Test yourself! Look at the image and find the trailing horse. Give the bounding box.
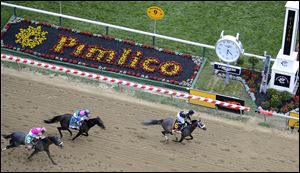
[143,117,207,143]
[44,113,106,140]
[1,132,64,165]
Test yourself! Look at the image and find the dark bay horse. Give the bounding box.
[44,114,106,140]
[143,117,207,143]
[1,132,64,165]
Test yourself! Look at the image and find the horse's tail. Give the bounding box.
[1,134,12,139]
[143,119,163,125]
[44,115,62,124]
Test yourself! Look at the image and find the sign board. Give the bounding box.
[213,62,241,75]
[189,89,216,108]
[147,6,165,20]
[274,73,291,88]
[283,10,295,56]
[288,112,299,128]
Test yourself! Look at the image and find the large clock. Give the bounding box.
[215,31,244,63]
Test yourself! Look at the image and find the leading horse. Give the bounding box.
[1,132,64,165]
[143,117,207,143]
[44,114,106,140]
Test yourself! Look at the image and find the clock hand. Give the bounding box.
[228,50,232,55]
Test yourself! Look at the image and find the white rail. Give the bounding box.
[256,107,299,121]
[1,2,275,61]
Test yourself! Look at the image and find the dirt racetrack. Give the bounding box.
[1,66,299,172]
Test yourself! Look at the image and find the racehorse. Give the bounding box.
[143,117,207,143]
[1,132,64,165]
[44,114,106,140]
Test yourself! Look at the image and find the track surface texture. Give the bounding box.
[1,67,299,172]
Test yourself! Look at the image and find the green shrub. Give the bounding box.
[269,94,281,108]
[267,88,279,98]
[248,57,259,72]
[261,101,270,110]
[279,91,292,103]
[237,58,244,66]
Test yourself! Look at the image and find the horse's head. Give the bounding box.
[47,136,64,148]
[196,118,207,131]
[95,116,106,130]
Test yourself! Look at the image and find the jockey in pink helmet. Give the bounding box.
[70,109,91,129]
[26,127,47,150]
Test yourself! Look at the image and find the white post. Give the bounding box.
[269,1,299,94]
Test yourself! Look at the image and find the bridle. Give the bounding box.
[197,120,206,129]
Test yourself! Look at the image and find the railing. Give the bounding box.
[1,2,275,62]
[1,53,251,111]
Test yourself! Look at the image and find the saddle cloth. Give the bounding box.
[25,134,38,145]
[172,120,182,133]
[69,116,79,129]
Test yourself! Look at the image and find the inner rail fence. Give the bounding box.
[1,53,251,112]
[1,2,275,62]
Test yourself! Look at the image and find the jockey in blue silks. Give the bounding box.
[69,109,91,129]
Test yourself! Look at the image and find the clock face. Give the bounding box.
[216,39,241,63]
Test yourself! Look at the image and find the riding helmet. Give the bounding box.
[188,110,195,115]
[179,111,185,117]
[41,127,47,133]
[85,109,90,115]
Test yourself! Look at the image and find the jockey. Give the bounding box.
[70,109,91,129]
[176,110,194,131]
[26,127,47,150]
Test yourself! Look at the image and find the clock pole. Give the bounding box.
[225,62,230,84]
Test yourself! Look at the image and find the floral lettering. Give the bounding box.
[117,48,132,66]
[128,51,142,69]
[141,57,160,73]
[52,35,77,54]
[105,50,117,64]
[72,44,86,57]
[160,61,182,76]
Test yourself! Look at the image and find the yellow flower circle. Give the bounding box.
[15,26,48,49]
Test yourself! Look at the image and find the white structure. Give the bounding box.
[269,1,299,94]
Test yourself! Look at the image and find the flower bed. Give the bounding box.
[1,17,204,88]
[216,68,299,113]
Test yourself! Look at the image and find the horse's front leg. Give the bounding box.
[186,134,193,140]
[45,149,57,165]
[27,150,38,160]
[67,128,73,136]
[72,131,82,141]
[82,132,89,136]
[57,127,63,138]
[161,131,169,142]
[174,135,185,143]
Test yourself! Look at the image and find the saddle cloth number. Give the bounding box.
[173,122,179,130]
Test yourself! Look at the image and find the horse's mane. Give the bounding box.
[191,119,198,123]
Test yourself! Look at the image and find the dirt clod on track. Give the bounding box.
[1,67,299,172]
